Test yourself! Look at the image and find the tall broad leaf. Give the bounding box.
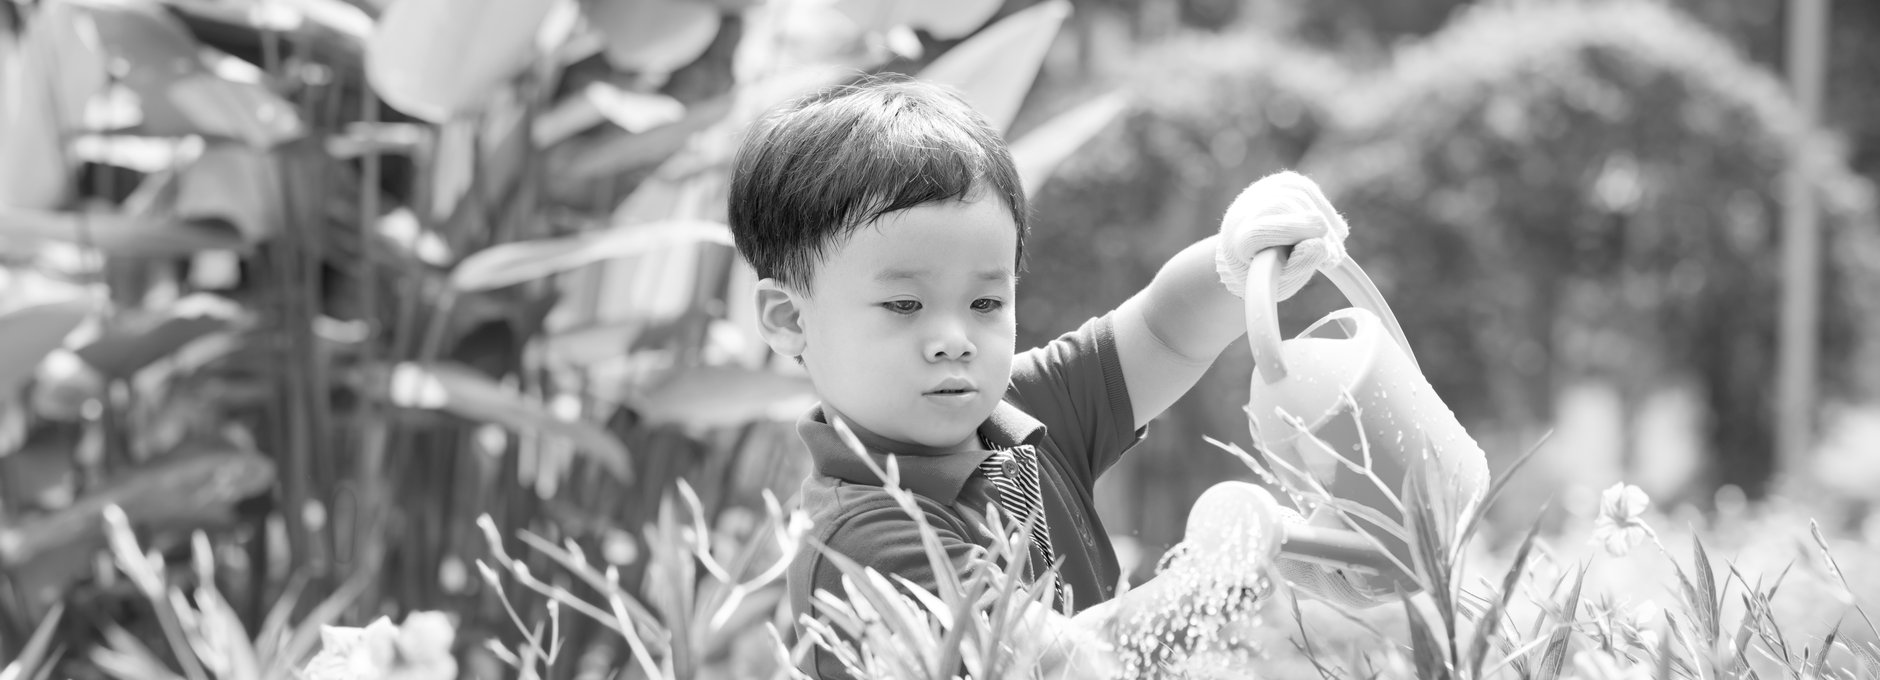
[582,0,722,77]
[450,219,733,292]
[1009,90,1129,194]
[0,299,94,395]
[0,1,101,209]
[75,295,241,379]
[76,0,195,136]
[0,206,249,256]
[534,83,686,146]
[918,0,1070,135]
[175,145,284,242]
[168,70,307,147]
[366,0,556,123]
[0,444,276,569]
[374,361,632,480]
[618,366,814,430]
[25,1,108,130]
[832,0,1003,40]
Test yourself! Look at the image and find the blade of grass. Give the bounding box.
[1534,564,1585,680]
[1653,617,1676,680]
[809,540,939,660]
[1483,626,1568,679]
[1289,596,1342,680]
[1854,640,1880,679]
[1401,589,1452,680]
[1811,521,1879,640]
[1690,534,1719,648]
[847,444,969,615]
[0,602,64,680]
[1809,626,1839,677]
[1403,453,1458,660]
[1469,510,1548,678]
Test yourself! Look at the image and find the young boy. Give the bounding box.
[728,75,1368,678]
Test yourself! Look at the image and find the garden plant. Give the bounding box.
[1,0,1878,679]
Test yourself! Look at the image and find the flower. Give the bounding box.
[1591,483,1655,557]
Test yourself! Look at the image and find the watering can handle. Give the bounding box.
[1245,248,1422,384]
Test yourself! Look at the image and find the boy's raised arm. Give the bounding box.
[1112,171,1351,429]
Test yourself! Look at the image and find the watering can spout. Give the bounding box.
[1241,247,1488,590]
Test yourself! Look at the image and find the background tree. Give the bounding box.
[1304,0,1880,500]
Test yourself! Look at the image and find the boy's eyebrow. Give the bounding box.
[874,268,1014,282]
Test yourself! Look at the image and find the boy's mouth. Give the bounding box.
[924,378,977,397]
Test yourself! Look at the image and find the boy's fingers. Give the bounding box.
[1216,171,1351,301]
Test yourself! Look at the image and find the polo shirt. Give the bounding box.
[785,313,1146,679]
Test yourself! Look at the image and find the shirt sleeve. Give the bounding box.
[795,499,982,680]
[1007,312,1146,483]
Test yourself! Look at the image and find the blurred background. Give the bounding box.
[0,0,1876,677]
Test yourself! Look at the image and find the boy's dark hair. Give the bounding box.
[728,74,1028,292]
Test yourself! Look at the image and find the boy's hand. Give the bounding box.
[1214,171,1350,301]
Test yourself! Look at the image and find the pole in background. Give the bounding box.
[1777,0,1829,468]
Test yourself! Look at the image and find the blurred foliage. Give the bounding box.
[0,0,1126,675]
[1,0,1877,676]
[1305,0,1880,498]
[1024,0,1880,521]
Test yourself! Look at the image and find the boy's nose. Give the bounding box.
[926,324,976,361]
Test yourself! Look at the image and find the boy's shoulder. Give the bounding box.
[792,472,970,548]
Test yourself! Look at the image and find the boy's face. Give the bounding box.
[792,194,1018,456]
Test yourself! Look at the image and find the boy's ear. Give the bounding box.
[753,278,807,358]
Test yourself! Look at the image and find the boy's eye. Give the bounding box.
[971,298,1004,312]
[882,300,921,314]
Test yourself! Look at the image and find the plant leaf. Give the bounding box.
[74,296,240,379]
[1535,564,1585,680]
[1809,626,1839,677]
[0,207,249,256]
[582,0,721,76]
[366,0,556,123]
[27,2,109,132]
[555,95,732,181]
[1654,617,1676,680]
[1468,510,1547,678]
[372,361,632,480]
[91,624,187,680]
[0,1,102,210]
[831,0,1003,40]
[168,72,306,147]
[534,82,687,146]
[450,219,733,291]
[175,144,286,242]
[1855,640,1880,679]
[0,602,65,680]
[1401,590,1452,680]
[540,310,710,368]
[1009,90,1130,194]
[1691,533,1720,647]
[0,444,275,569]
[1403,456,1456,644]
[71,0,220,136]
[619,365,815,430]
[0,299,94,395]
[917,0,1070,135]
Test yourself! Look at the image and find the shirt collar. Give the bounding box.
[797,402,1048,503]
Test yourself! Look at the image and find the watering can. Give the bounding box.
[1077,248,1489,667]
[1236,247,1490,588]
